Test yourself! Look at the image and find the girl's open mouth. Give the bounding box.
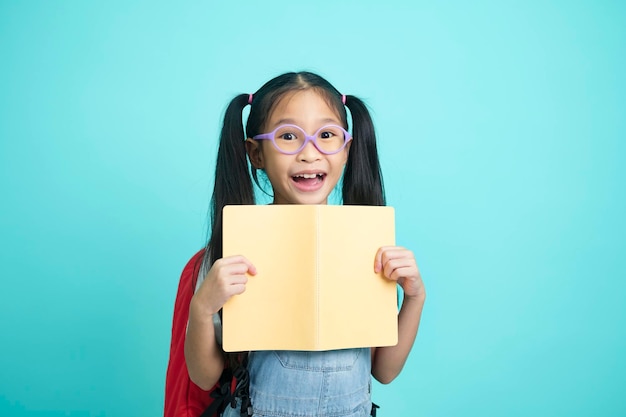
[291,173,326,191]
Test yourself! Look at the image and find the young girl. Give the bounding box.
[184,72,425,417]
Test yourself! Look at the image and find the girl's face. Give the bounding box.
[246,90,350,205]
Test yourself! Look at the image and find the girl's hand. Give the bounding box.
[374,246,425,300]
[192,255,257,317]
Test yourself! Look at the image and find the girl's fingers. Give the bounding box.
[229,283,247,296]
[218,263,254,278]
[198,256,258,311]
[383,257,417,281]
[375,246,415,275]
[376,247,424,297]
[374,246,400,273]
[199,271,251,314]
[375,246,412,267]
[386,266,418,283]
[225,275,248,286]
[217,255,257,275]
[374,247,385,273]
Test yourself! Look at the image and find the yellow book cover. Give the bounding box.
[222,205,398,352]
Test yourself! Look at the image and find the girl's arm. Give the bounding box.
[185,256,256,390]
[371,246,426,384]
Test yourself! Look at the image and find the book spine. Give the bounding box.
[315,206,320,349]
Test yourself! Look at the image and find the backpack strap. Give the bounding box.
[231,356,252,416]
[199,367,234,417]
[165,250,220,417]
[200,356,251,417]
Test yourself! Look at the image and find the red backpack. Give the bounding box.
[164,249,237,417]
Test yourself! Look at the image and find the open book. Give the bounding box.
[222,205,398,352]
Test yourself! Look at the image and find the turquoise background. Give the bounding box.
[1,1,624,416]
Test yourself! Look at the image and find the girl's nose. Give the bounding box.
[297,140,322,162]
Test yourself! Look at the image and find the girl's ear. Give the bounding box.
[245,138,264,169]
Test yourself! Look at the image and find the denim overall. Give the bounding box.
[222,348,373,417]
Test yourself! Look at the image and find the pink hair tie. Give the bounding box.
[341,94,346,105]
[248,93,253,105]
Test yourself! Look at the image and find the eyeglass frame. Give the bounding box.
[251,124,352,155]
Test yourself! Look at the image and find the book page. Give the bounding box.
[317,205,398,349]
[222,205,317,351]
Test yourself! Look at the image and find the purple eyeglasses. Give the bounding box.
[252,124,352,155]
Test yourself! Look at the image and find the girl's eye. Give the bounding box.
[279,132,297,141]
[320,131,335,139]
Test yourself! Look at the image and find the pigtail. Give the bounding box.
[343,95,386,206]
[199,94,255,288]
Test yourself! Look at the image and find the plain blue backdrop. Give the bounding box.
[1,1,624,416]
